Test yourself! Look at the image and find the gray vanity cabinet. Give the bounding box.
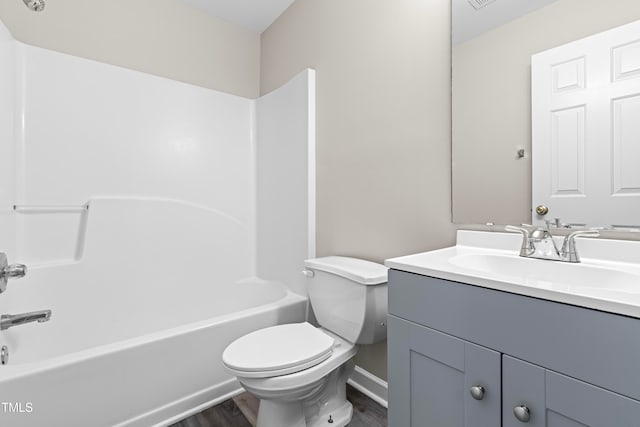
[388,315,500,427]
[502,356,640,427]
[388,269,640,427]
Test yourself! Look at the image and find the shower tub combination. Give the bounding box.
[0,13,315,425]
[0,199,308,427]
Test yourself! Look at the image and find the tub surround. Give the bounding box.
[0,18,315,427]
[256,70,316,296]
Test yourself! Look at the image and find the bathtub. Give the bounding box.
[0,198,308,426]
[0,276,306,427]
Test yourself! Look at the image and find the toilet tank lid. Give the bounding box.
[304,256,388,285]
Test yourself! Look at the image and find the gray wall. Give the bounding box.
[261,0,455,380]
[0,0,260,98]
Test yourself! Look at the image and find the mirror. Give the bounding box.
[451,0,640,227]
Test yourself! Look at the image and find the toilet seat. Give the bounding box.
[222,322,335,378]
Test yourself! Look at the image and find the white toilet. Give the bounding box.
[222,256,388,427]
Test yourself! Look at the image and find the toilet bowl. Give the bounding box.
[224,323,357,427]
[222,256,388,427]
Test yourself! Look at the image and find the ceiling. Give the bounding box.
[180,0,296,34]
[179,0,562,42]
[453,0,560,45]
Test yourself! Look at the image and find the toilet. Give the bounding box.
[222,256,388,427]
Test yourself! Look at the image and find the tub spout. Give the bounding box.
[1,309,51,331]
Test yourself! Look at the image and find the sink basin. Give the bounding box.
[449,253,640,297]
[385,230,640,318]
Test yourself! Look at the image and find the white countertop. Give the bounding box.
[385,230,640,319]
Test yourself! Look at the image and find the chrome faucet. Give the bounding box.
[1,310,52,331]
[505,225,599,263]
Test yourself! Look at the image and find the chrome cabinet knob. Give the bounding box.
[513,405,531,422]
[469,385,485,400]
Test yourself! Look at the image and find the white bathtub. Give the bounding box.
[0,276,306,427]
[0,198,308,426]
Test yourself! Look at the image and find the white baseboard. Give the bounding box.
[347,365,388,408]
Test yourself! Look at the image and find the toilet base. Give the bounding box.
[252,359,356,427]
[256,399,352,427]
[307,399,352,427]
[256,400,306,427]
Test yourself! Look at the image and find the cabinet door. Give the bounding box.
[503,355,640,427]
[388,315,500,427]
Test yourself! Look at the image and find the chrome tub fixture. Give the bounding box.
[0,253,27,294]
[1,310,52,331]
[23,0,45,12]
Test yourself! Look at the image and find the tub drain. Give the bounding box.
[1,345,8,365]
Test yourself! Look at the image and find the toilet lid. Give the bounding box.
[222,323,335,378]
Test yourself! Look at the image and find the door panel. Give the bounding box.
[545,370,640,426]
[503,356,546,427]
[504,355,640,427]
[388,315,500,427]
[546,412,588,427]
[410,349,464,427]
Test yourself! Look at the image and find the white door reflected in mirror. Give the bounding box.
[532,20,640,229]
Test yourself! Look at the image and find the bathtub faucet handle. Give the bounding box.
[3,264,26,279]
[0,252,27,294]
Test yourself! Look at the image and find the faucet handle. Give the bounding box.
[566,229,600,239]
[504,225,530,235]
[561,230,600,263]
[2,264,27,279]
[504,225,534,257]
[0,253,27,294]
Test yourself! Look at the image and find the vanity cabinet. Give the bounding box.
[388,316,501,426]
[388,269,640,427]
[502,356,640,427]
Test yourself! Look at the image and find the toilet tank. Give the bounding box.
[303,256,388,344]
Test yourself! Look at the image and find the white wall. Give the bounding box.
[256,69,315,296]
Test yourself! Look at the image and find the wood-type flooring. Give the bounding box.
[170,384,387,427]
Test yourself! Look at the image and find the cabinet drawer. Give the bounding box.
[388,269,640,401]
